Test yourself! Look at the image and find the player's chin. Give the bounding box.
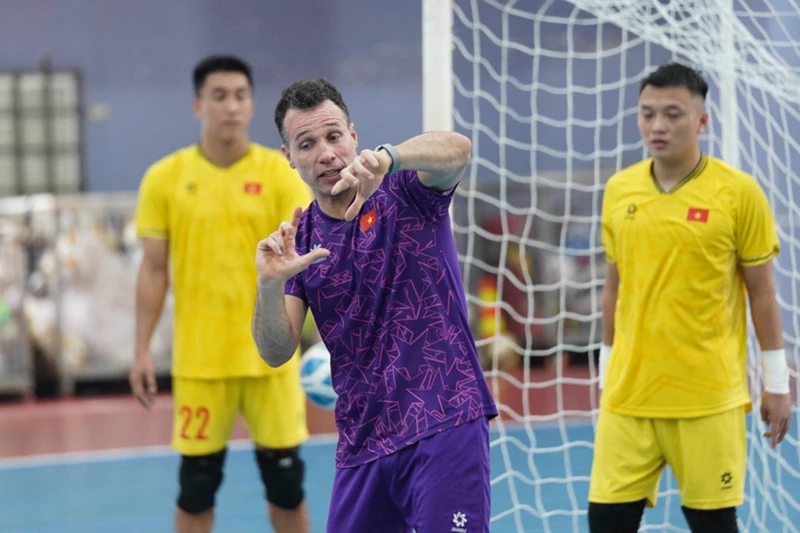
[218,131,246,145]
[647,143,671,158]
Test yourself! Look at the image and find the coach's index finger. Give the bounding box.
[280,221,297,254]
[290,206,303,229]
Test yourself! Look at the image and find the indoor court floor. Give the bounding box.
[1,366,798,533]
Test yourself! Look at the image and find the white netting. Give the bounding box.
[446,0,800,531]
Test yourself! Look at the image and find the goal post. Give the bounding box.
[424,0,800,531]
[422,0,454,132]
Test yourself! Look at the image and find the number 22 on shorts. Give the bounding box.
[178,405,211,440]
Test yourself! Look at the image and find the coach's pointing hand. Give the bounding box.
[256,206,330,282]
[332,148,392,221]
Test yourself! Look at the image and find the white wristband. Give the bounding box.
[599,344,612,389]
[762,349,790,394]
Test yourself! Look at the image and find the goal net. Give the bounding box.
[424,0,800,531]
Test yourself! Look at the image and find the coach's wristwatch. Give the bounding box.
[375,143,401,175]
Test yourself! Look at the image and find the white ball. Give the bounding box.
[300,342,337,410]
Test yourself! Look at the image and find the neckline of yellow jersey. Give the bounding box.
[648,153,708,194]
[194,143,253,170]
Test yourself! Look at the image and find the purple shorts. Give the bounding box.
[326,416,491,533]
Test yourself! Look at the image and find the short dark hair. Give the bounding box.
[193,55,253,96]
[274,78,350,143]
[640,62,708,100]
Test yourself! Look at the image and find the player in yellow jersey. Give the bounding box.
[587,62,794,533]
[128,56,312,533]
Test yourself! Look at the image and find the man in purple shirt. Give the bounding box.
[252,78,498,533]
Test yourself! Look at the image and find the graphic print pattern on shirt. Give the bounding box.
[286,170,497,468]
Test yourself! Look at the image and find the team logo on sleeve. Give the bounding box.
[687,207,709,223]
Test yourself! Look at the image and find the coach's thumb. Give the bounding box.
[302,246,330,267]
[290,206,303,228]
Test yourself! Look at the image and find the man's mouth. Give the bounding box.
[318,169,341,181]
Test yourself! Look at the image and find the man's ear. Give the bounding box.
[281,145,295,169]
[698,111,709,135]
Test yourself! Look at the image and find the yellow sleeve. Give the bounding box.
[736,175,780,266]
[135,162,170,240]
[274,156,314,222]
[601,178,617,264]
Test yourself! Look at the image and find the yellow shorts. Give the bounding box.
[588,406,746,510]
[171,373,308,456]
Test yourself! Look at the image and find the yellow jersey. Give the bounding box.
[601,154,779,418]
[135,144,313,379]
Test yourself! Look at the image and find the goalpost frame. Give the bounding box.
[423,0,741,161]
[422,0,454,133]
[718,0,741,168]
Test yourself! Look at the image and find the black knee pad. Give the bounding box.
[682,506,738,533]
[177,449,227,514]
[255,447,305,510]
[588,499,646,533]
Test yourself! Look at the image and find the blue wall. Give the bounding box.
[1,0,797,194]
[0,0,423,191]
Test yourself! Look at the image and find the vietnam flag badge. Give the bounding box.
[360,208,377,232]
[687,207,709,223]
[243,182,262,194]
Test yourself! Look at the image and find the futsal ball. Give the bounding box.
[300,342,337,410]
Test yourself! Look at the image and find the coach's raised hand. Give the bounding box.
[253,206,325,369]
[255,206,330,282]
[331,148,392,221]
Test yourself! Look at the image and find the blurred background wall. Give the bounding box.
[0,0,424,191]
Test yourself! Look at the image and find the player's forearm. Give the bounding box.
[749,288,790,394]
[135,265,168,358]
[749,292,784,351]
[252,280,300,367]
[395,131,472,191]
[598,278,618,390]
[601,278,617,346]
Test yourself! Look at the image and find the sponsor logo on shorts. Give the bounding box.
[452,511,468,532]
[721,471,733,490]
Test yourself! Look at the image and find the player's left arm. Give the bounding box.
[737,176,792,448]
[741,261,793,448]
[741,262,783,352]
[392,131,472,192]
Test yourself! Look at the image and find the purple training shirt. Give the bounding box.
[286,170,498,468]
